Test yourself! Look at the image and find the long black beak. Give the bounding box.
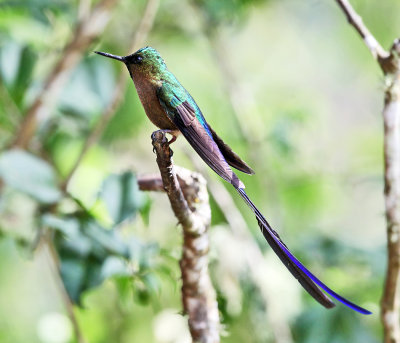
[94,51,125,62]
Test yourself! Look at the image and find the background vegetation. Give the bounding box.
[1,0,399,342]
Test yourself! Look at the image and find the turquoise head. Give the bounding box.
[95,46,167,79]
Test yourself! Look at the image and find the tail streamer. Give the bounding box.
[237,188,371,315]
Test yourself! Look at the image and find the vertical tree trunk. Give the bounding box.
[382,68,400,343]
[334,1,400,341]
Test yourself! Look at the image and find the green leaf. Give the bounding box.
[85,220,129,258]
[139,196,152,226]
[58,57,115,121]
[60,257,86,304]
[115,276,134,306]
[133,279,151,305]
[0,150,61,204]
[13,46,37,106]
[101,256,129,279]
[100,171,146,225]
[45,214,129,303]
[44,209,164,304]
[43,215,93,257]
[42,213,80,237]
[0,41,21,85]
[0,41,37,107]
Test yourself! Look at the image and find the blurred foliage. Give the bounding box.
[0,0,399,342]
[0,150,61,204]
[193,0,265,28]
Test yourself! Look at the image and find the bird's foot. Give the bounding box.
[159,129,179,145]
[151,130,179,154]
[167,134,177,145]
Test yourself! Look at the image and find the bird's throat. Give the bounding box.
[129,70,177,131]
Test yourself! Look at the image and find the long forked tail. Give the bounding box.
[237,188,371,315]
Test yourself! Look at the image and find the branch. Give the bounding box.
[335,1,400,342]
[335,0,388,59]
[62,0,160,191]
[138,174,165,192]
[137,159,294,343]
[138,171,197,193]
[41,235,88,343]
[150,130,220,343]
[11,0,119,149]
[334,0,400,74]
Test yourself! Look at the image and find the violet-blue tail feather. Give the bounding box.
[237,188,371,315]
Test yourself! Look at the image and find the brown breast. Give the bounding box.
[130,71,177,130]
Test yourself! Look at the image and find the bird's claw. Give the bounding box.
[167,135,177,145]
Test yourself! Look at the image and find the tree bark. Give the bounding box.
[382,46,400,343]
[147,130,220,343]
[335,1,400,342]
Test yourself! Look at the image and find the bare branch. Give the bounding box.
[138,171,197,193]
[335,1,400,341]
[11,0,119,149]
[138,174,165,192]
[335,0,389,62]
[151,130,220,343]
[62,0,160,191]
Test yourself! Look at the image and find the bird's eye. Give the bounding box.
[134,55,143,64]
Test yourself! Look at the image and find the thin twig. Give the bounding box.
[138,174,165,192]
[151,130,220,343]
[334,0,399,73]
[138,172,200,193]
[335,1,400,342]
[61,0,160,191]
[335,0,388,60]
[41,235,88,343]
[11,0,119,149]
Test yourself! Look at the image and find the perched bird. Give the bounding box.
[95,47,371,315]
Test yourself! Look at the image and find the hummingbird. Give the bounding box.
[95,47,371,315]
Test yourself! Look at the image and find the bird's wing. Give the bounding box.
[208,126,255,175]
[157,83,243,188]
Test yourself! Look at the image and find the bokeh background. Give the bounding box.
[1,0,399,342]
